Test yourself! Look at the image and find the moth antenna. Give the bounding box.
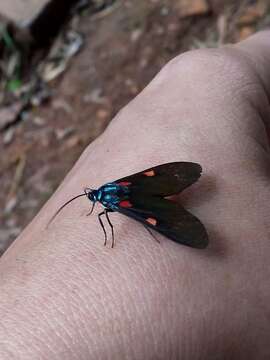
[46,193,87,228]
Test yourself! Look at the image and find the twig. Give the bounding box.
[7,154,27,199]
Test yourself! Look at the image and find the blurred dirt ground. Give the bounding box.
[0,0,270,254]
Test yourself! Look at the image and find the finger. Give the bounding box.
[104,33,270,179]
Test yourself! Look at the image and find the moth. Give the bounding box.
[48,162,208,248]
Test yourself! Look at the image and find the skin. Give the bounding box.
[0,31,270,360]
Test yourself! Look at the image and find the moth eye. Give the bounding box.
[143,170,155,177]
[119,200,133,208]
[146,217,157,226]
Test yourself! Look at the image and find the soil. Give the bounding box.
[0,0,269,254]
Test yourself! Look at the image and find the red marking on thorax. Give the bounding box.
[118,181,131,186]
[119,200,133,208]
[143,170,155,177]
[146,217,157,226]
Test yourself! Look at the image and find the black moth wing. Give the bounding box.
[115,162,202,197]
[116,196,209,249]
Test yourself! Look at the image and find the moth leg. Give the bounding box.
[86,202,95,217]
[104,209,114,248]
[98,211,107,246]
[143,224,160,244]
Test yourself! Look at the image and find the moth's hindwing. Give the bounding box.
[116,196,208,248]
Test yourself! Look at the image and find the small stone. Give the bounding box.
[160,6,169,16]
[3,128,15,145]
[55,127,75,140]
[131,28,143,42]
[33,116,46,126]
[52,99,73,114]
[96,109,109,120]
[176,0,210,18]
[4,196,17,215]
[30,86,51,107]
[125,78,139,95]
[64,135,81,149]
[83,88,107,105]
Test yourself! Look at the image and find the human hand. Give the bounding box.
[0,31,270,359]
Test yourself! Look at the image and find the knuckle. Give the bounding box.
[159,47,259,93]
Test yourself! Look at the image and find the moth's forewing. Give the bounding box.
[115,162,202,197]
[112,162,208,248]
[117,197,208,249]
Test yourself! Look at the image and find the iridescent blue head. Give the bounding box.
[84,187,100,216]
[85,187,98,203]
[47,183,128,227]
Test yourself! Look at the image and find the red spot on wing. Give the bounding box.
[143,170,155,177]
[146,217,157,226]
[119,200,133,208]
[118,181,131,186]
